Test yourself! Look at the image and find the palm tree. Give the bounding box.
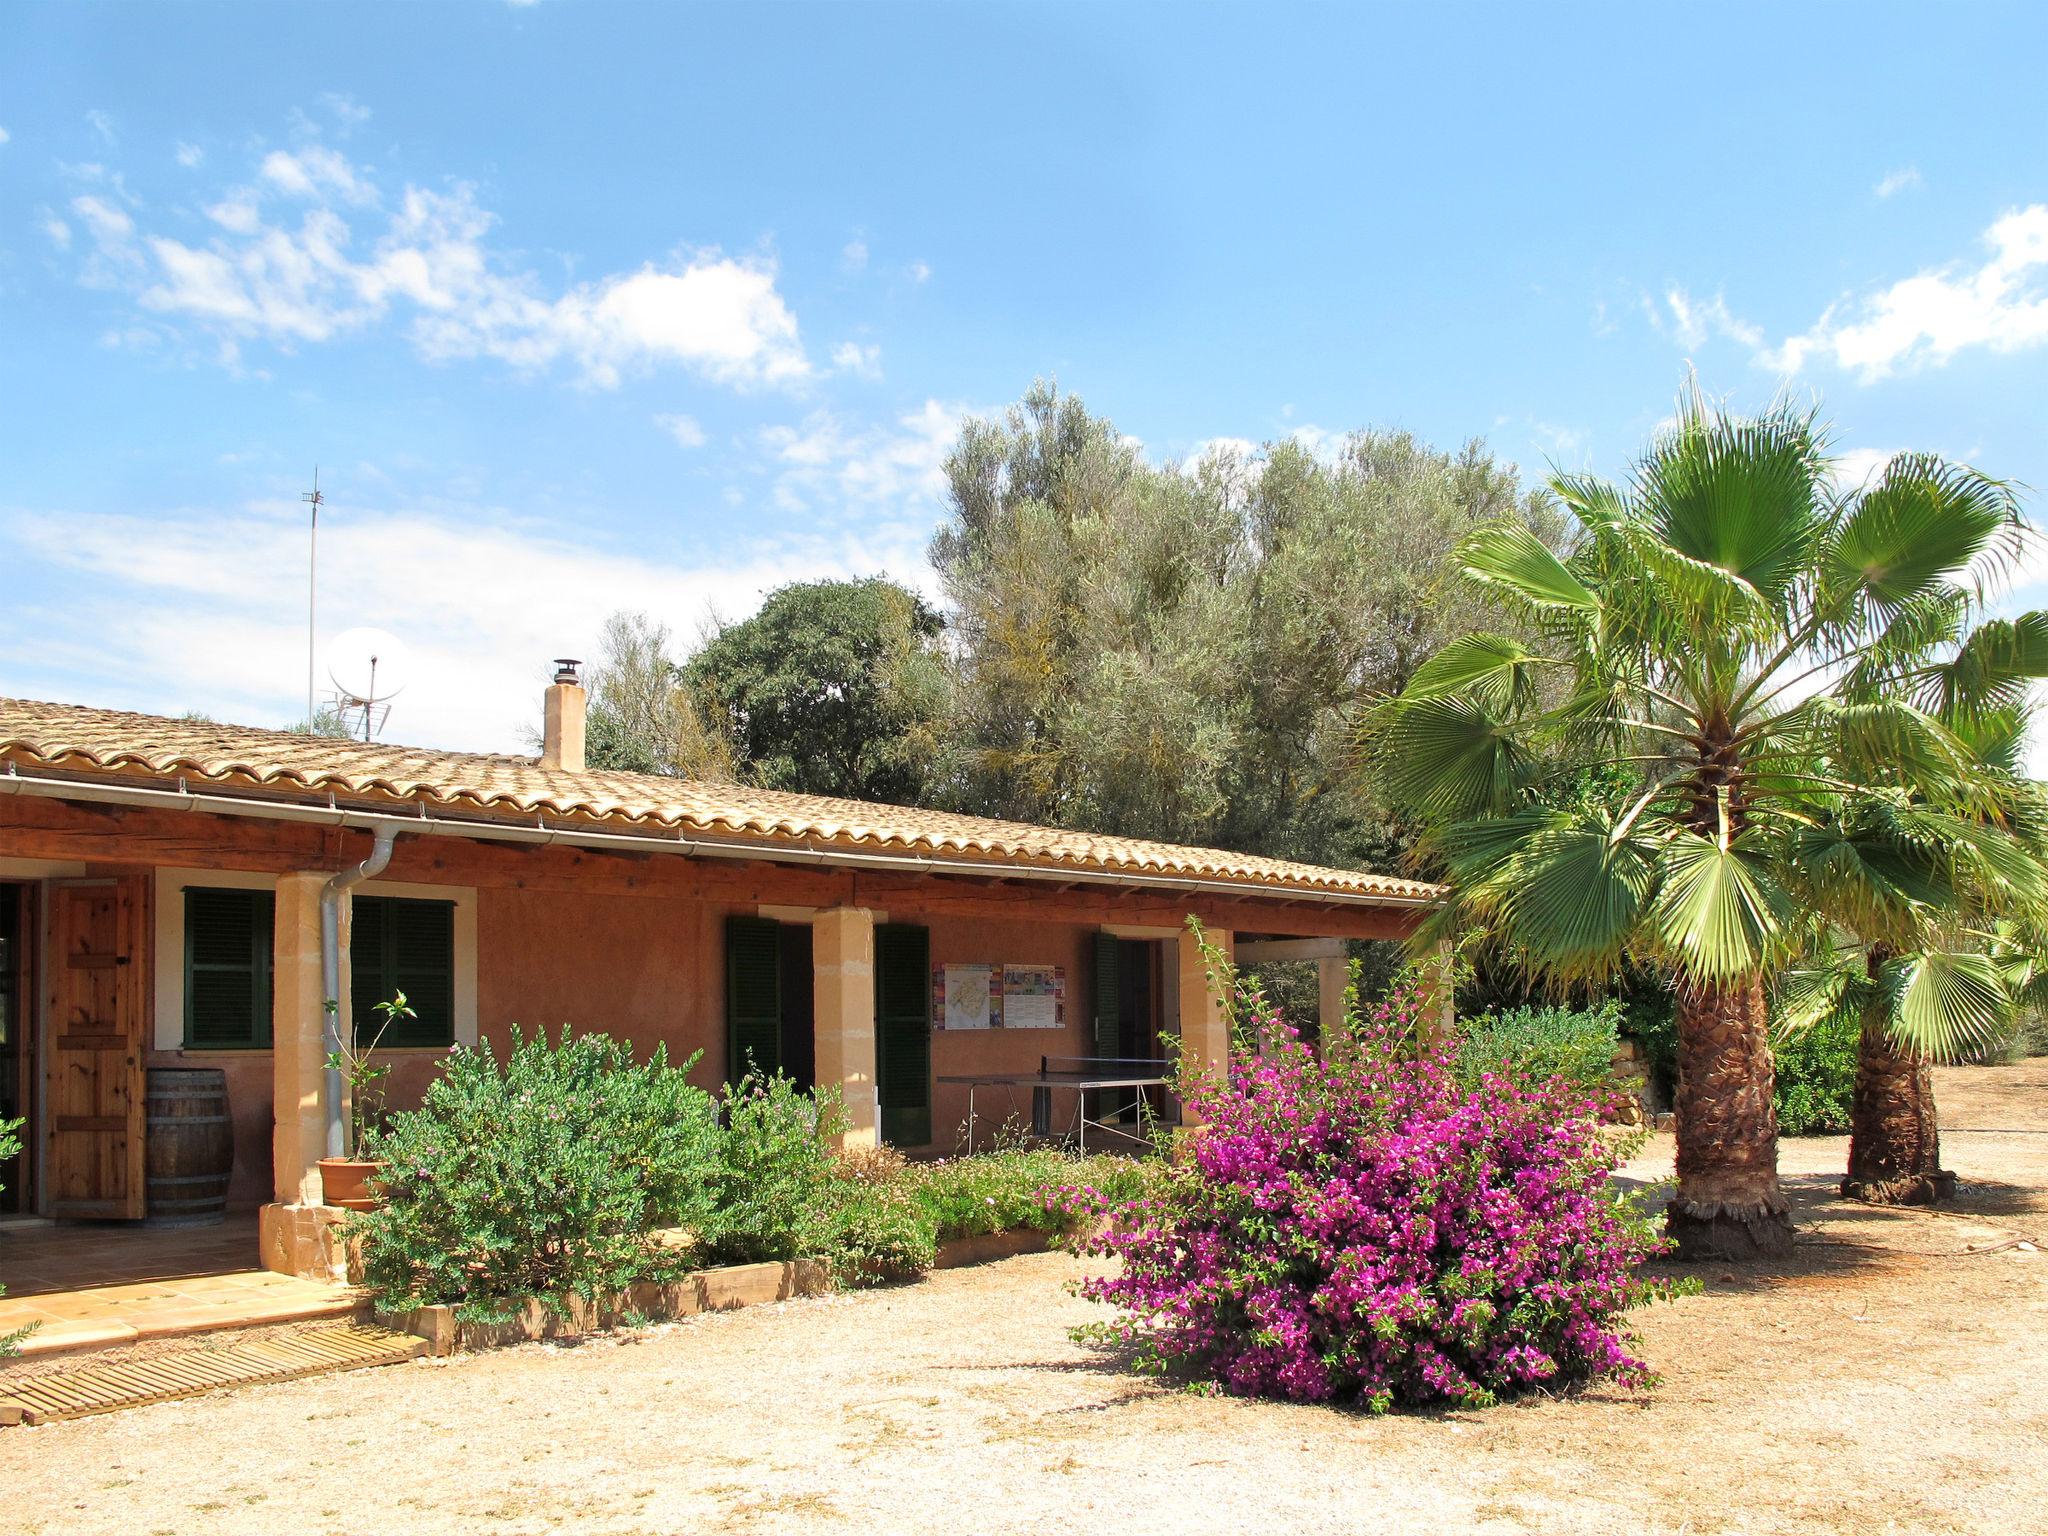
[1374,387,2026,1260]
[1781,660,2048,1205]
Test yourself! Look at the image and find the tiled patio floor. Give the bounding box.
[0,1216,360,1359]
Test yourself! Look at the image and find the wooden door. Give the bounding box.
[44,880,147,1218]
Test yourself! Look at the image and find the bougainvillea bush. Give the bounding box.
[1062,965,1690,1412]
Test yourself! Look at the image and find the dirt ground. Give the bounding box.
[9,1062,2047,1536]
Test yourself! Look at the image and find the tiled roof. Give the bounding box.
[0,697,1440,904]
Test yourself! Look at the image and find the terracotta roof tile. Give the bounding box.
[0,697,1440,904]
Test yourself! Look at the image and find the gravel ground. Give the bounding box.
[9,1061,2047,1536]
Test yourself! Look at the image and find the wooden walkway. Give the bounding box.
[0,1322,424,1425]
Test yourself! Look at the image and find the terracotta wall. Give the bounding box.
[142,1045,275,1212]
[471,886,727,1090]
[918,914,1100,1155]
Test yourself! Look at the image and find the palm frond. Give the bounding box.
[1824,454,2023,617]
[1398,633,1546,714]
[1634,388,1828,607]
[1649,830,1795,981]
[1455,522,1602,617]
[1379,695,1532,821]
[1882,949,2010,1060]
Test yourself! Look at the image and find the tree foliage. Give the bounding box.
[684,578,948,804]
[928,380,1561,865]
[582,611,738,779]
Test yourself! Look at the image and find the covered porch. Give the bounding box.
[0,1215,357,1360]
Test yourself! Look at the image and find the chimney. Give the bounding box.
[541,658,586,773]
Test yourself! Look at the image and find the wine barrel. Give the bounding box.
[144,1067,234,1227]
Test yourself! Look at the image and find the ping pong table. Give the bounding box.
[937,1055,1177,1153]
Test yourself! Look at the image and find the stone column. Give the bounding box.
[1419,938,1458,1042]
[260,871,349,1282]
[270,871,328,1207]
[1318,954,1350,1060]
[813,907,879,1150]
[1175,924,1234,1087]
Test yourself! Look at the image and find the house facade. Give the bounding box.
[0,677,1438,1279]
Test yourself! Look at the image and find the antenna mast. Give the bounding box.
[303,469,322,732]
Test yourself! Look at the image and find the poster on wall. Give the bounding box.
[999,964,1064,1030]
[936,964,993,1031]
[933,963,1066,1030]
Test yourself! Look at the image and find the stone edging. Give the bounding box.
[383,1228,1068,1356]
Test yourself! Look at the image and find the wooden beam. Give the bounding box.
[1236,937,1351,963]
[0,795,1426,940]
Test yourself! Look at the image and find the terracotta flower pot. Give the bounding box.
[318,1156,386,1212]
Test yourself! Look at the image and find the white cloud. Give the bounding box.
[908,260,932,284]
[0,127,10,147]
[1530,420,1589,461]
[65,141,814,389]
[760,399,971,517]
[840,238,868,272]
[85,109,115,145]
[1286,424,1346,461]
[204,195,263,234]
[1182,435,1258,468]
[1762,205,2048,381]
[2,499,932,752]
[1662,286,1763,351]
[656,412,707,448]
[319,92,372,131]
[39,211,71,250]
[176,141,204,168]
[831,340,882,379]
[1874,166,1923,199]
[259,145,376,204]
[1830,446,1898,491]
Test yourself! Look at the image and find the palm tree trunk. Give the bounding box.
[1669,972,1794,1260]
[1843,1000,1955,1205]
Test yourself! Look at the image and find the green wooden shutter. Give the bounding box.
[185,888,274,1048]
[874,923,931,1147]
[726,916,783,1081]
[1091,932,1121,1060]
[1088,931,1121,1117]
[352,896,455,1047]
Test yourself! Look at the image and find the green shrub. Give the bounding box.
[904,1145,1167,1242]
[700,1072,849,1265]
[1773,1014,1859,1136]
[354,1028,722,1321]
[1455,999,1623,1095]
[0,1117,28,1356]
[826,1174,939,1283]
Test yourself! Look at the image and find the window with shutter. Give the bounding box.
[351,896,455,1047]
[874,923,931,1147]
[725,916,783,1080]
[184,888,275,1049]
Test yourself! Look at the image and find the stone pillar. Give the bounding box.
[1318,954,1350,1060]
[1417,938,1458,1042]
[260,871,351,1283]
[271,871,328,1207]
[813,907,879,1150]
[1175,924,1234,1086]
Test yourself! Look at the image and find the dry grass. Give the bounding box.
[8,1061,2047,1535]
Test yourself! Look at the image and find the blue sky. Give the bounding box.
[7,1,2048,756]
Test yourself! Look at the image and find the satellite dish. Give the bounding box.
[324,627,412,740]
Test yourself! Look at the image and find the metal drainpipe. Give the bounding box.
[320,825,399,1159]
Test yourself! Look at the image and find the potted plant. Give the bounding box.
[317,991,412,1212]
